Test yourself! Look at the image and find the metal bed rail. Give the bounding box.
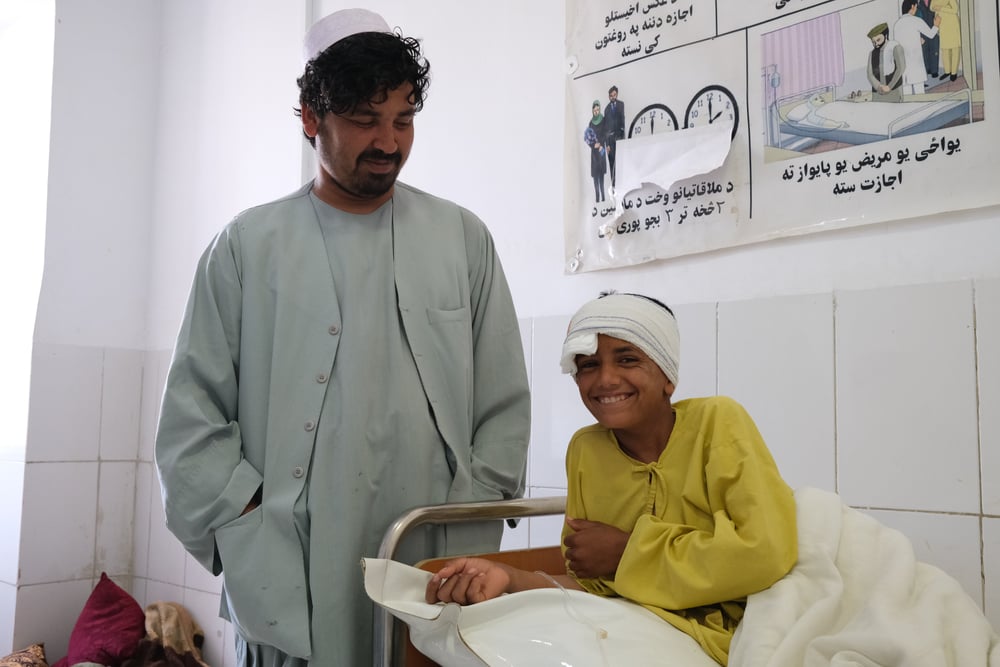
[373,495,568,667]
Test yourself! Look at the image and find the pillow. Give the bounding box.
[0,643,48,666]
[59,573,146,667]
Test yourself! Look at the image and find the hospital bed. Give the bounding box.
[772,84,972,146]
[369,489,1000,667]
[373,496,567,667]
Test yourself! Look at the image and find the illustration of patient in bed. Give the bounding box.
[785,93,850,130]
[424,292,799,666]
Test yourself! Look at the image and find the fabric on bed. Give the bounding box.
[121,601,209,667]
[0,643,48,667]
[730,487,1000,667]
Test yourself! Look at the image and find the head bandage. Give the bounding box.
[560,293,680,384]
[302,8,392,64]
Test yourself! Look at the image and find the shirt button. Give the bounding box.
[292,466,304,478]
[328,324,340,335]
[304,420,316,432]
[316,373,328,383]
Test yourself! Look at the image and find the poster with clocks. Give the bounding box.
[564,0,1000,273]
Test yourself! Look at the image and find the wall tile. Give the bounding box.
[133,462,153,578]
[0,582,14,655]
[183,587,226,667]
[13,579,92,662]
[131,576,149,608]
[672,302,717,401]
[836,282,979,512]
[145,579,184,608]
[719,293,835,491]
[519,316,532,388]
[99,348,143,461]
[866,508,983,607]
[222,621,238,667]
[26,343,103,462]
[146,476,187,586]
[103,573,135,600]
[527,486,567,548]
[500,514,530,551]
[96,461,135,577]
[518,317,532,487]
[0,461,24,586]
[528,315,593,489]
[185,551,221,594]
[984,517,999,633]
[19,462,98,585]
[139,349,172,464]
[977,279,1000,515]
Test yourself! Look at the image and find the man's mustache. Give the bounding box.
[358,150,402,165]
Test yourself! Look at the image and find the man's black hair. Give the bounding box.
[294,31,430,147]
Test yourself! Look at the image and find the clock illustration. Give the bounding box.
[684,84,739,140]
[628,103,679,138]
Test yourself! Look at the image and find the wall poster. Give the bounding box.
[564,0,999,273]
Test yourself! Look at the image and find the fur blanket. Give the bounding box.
[731,487,1000,666]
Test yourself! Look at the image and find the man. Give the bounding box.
[916,0,941,78]
[603,85,625,187]
[866,23,906,102]
[894,0,942,95]
[155,8,530,666]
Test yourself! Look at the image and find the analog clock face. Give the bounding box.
[684,85,739,140]
[628,103,679,138]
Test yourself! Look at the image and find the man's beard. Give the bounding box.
[349,149,403,197]
[323,146,404,200]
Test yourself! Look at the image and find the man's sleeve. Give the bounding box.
[890,45,907,88]
[155,225,264,573]
[461,211,531,503]
[866,53,879,88]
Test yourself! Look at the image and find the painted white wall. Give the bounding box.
[0,0,54,654]
[144,1,307,350]
[8,0,999,660]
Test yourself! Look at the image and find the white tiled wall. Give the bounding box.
[14,579,92,660]
[512,279,995,622]
[977,279,1000,515]
[9,278,998,659]
[19,461,99,585]
[985,517,1000,632]
[26,343,103,462]
[718,294,836,491]
[0,461,24,586]
[671,302,718,401]
[0,582,15,653]
[836,281,980,513]
[9,345,155,657]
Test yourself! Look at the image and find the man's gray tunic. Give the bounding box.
[155,181,530,662]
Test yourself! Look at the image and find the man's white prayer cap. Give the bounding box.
[302,8,392,64]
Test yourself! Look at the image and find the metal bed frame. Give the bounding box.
[373,495,568,667]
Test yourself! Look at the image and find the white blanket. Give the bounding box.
[731,487,1000,667]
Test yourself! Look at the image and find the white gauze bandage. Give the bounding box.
[560,293,680,384]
